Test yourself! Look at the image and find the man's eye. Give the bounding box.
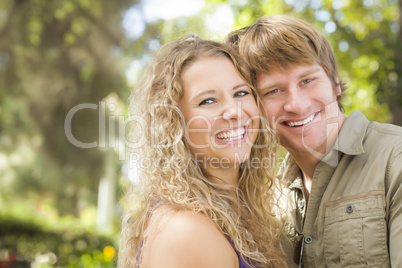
[301,78,312,85]
[264,89,280,96]
[199,98,215,106]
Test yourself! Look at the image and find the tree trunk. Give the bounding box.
[96,151,116,230]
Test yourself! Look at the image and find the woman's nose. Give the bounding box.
[222,99,241,120]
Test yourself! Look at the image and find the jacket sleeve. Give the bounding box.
[386,147,402,266]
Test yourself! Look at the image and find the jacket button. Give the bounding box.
[304,236,313,244]
[346,204,354,213]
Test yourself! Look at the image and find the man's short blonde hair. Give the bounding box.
[226,14,346,111]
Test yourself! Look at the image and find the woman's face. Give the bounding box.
[179,56,259,169]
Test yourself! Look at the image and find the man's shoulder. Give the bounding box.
[344,111,402,139]
[362,120,402,160]
[368,120,402,137]
[339,111,401,167]
[365,121,402,149]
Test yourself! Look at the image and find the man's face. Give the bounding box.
[257,63,344,157]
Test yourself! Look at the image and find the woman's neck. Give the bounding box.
[205,164,240,187]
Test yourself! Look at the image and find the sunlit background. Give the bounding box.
[0,0,401,266]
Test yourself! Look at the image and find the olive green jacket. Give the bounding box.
[281,111,402,267]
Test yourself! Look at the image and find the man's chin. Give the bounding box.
[282,139,329,156]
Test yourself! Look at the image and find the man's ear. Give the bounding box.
[334,77,341,96]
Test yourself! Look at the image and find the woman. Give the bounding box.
[118,35,286,268]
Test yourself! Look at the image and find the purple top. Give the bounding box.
[137,239,258,268]
[229,239,257,268]
[136,200,257,267]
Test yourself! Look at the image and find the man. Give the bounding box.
[226,14,402,267]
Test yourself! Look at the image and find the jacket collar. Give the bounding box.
[279,153,301,187]
[280,111,370,187]
[336,110,369,155]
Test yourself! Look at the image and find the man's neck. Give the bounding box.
[301,170,313,202]
[293,153,319,201]
[292,151,320,181]
[290,112,347,201]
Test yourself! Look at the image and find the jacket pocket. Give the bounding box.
[323,190,388,268]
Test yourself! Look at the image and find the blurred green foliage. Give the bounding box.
[0,212,117,267]
[156,0,401,125]
[1,0,400,221]
[0,0,401,266]
[0,0,137,217]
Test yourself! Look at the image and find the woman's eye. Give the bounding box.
[234,90,250,97]
[199,98,215,106]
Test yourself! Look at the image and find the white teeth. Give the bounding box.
[217,128,245,141]
[286,114,315,127]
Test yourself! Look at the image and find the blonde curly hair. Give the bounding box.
[118,35,286,267]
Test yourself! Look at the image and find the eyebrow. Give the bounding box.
[192,89,217,101]
[258,67,321,91]
[233,83,248,90]
[299,67,321,78]
[191,83,248,101]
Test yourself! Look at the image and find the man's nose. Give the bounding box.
[283,87,307,114]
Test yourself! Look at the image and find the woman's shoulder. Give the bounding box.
[140,206,238,268]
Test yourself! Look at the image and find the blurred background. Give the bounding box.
[0,0,401,267]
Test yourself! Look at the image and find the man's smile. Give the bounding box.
[282,112,320,127]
